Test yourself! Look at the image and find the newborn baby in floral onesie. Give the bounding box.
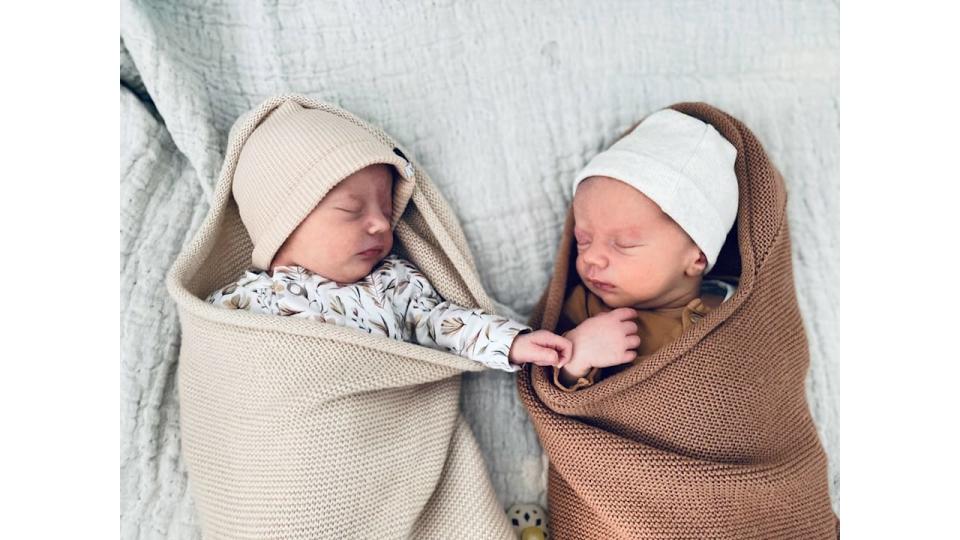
[208,100,570,372]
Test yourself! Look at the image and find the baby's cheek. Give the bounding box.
[332,223,363,251]
[616,261,648,291]
[574,256,587,279]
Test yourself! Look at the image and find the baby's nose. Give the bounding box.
[581,247,608,269]
[366,212,389,234]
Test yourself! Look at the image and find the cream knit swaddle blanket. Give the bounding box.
[165,94,514,539]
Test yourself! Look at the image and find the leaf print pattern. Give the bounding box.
[411,299,528,371]
[204,254,530,371]
[401,263,530,372]
[427,319,438,344]
[440,317,466,336]
[237,271,260,287]
[369,313,390,337]
[382,277,397,296]
[363,273,387,310]
[329,296,345,316]
[225,293,249,310]
[278,303,302,316]
[463,331,481,356]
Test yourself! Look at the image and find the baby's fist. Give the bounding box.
[565,307,642,369]
[508,330,573,367]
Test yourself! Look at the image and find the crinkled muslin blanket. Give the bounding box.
[165,95,516,538]
[518,102,838,539]
[120,2,838,538]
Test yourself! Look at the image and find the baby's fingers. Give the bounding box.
[558,350,574,368]
[609,307,639,321]
[551,338,574,368]
[530,331,572,365]
[621,350,638,364]
[534,330,570,350]
[531,347,561,366]
[625,334,642,349]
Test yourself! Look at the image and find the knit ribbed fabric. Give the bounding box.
[232,99,417,270]
[165,94,513,539]
[518,103,839,539]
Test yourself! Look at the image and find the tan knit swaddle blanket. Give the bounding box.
[518,103,839,539]
[165,95,514,539]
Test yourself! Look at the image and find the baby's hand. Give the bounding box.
[561,308,641,379]
[508,330,573,367]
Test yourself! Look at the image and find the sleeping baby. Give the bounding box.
[555,108,739,389]
[207,99,571,372]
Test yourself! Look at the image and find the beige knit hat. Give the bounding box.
[232,99,417,270]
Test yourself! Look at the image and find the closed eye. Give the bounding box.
[335,207,361,213]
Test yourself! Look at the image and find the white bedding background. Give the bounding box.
[120,2,839,537]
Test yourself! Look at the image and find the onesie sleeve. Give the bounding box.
[394,260,531,372]
[206,270,277,314]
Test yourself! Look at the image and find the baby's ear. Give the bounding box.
[686,250,708,277]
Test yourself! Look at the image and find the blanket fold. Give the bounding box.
[166,94,513,539]
[517,102,838,539]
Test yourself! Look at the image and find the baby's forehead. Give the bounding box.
[573,176,665,225]
[574,176,641,205]
[327,167,395,197]
[574,218,648,236]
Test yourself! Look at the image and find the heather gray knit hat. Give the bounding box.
[231,99,417,270]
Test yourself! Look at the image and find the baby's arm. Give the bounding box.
[555,308,641,390]
[409,298,523,371]
[395,263,569,371]
[206,273,275,314]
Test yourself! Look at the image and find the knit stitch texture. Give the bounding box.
[518,102,838,539]
[166,95,513,539]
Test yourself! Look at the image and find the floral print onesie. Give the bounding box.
[206,254,530,372]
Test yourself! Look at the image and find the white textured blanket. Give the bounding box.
[120,2,838,538]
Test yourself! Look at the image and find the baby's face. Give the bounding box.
[572,176,705,308]
[271,164,394,283]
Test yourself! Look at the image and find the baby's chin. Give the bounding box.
[595,293,635,309]
[302,258,378,284]
[583,281,650,308]
[340,262,379,283]
[583,282,626,307]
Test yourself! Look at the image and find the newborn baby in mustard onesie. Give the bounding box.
[555,109,739,390]
[207,100,571,372]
